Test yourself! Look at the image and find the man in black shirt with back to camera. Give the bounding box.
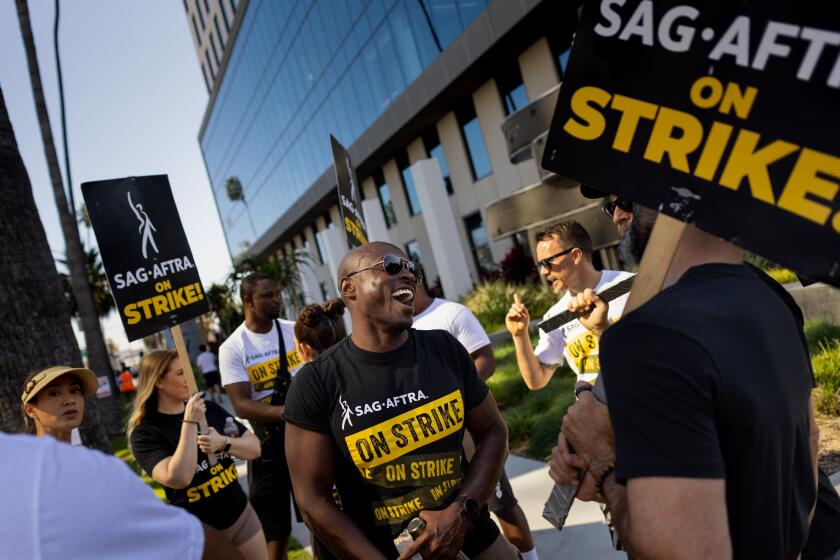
[552,200,818,558]
[284,242,517,560]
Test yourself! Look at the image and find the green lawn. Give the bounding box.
[487,334,575,461]
[487,320,840,462]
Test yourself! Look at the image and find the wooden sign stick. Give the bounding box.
[623,213,688,314]
[171,323,217,465]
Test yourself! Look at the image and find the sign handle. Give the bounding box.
[623,213,688,314]
[171,324,217,466]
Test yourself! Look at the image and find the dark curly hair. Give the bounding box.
[294,299,347,356]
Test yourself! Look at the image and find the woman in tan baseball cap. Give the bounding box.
[20,366,99,443]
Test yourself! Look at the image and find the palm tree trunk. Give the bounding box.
[0,86,111,452]
[15,0,121,437]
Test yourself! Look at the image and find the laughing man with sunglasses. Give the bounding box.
[284,242,517,560]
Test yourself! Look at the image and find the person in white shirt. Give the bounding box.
[413,285,539,560]
[196,344,222,403]
[505,221,633,389]
[219,272,302,560]
[0,432,242,560]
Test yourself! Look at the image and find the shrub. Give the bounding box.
[462,280,556,333]
[498,241,537,285]
[804,320,840,356]
[812,341,840,416]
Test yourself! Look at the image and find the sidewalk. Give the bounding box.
[219,394,840,558]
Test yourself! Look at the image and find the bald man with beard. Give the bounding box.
[283,242,517,560]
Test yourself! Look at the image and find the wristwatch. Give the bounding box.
[455,495,480,520]
[222,437,232,455]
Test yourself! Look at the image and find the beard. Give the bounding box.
[618,205,656,267]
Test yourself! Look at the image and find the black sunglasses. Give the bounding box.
[602,197,633,218]
[346,254,422,282]
[537,247,575,270]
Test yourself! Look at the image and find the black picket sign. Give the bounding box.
[331,135,369,249]
[82,175,209,341]
[542,0,840,287]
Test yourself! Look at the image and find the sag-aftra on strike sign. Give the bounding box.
[82,175,209,341]
[543,0,840,286]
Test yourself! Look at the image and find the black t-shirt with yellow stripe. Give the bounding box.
[284,329,499,558]
[130,401,248,530]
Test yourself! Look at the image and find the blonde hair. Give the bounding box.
[127,350,178,436]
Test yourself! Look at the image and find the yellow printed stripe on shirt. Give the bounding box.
[344,390,464,470]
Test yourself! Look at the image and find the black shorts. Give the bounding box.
[487,470,518,513]
[248,426,301,542]
[462,432,518,513]
[249,480,293,542]
[203,370,221,387]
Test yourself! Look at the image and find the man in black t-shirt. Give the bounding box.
[551,203,818,558]
[284,242,517,559]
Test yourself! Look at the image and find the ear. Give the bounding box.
[23,403,35,418]
[340,277,356,301]
[572,247,584,266]
[299,343,314,362]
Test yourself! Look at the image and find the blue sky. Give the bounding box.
[1,0,232,349]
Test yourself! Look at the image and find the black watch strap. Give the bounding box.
[455,495,480,520]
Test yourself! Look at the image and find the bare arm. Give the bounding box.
[150,393,205,489]
[462,393,509,502]
[225,382,284,423]
[505,294,557,390]
[198,427,261,461]
[602,475,731,559]
[286,423,387,560]
[470,345,496,381]
[511,334,557,390]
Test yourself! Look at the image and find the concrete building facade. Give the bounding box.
[190,0,614,305]
[183,0,241,92]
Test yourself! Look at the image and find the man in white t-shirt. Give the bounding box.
[219,272,302,560]
[506,221,634,389]
[196,344,221,403]
[0,432,241,560]
[413,285,539,560]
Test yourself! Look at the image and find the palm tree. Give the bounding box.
[226,176,258,239]
[58,245,115,318]
[0,86,111,452]
[15,0,121,433]
[230,250,312,317]
[206,282,244,337]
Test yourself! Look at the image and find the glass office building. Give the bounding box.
[192,0,603,300]
[200,0,489,255]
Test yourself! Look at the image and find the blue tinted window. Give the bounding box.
[423,0,461,47]
[423,129,452,195]
[457,102,492,180]
[375,172,397,227]
[397,153,422,216]
[405,240,423,270]
[498,63,529,116]
[201,0,490,255]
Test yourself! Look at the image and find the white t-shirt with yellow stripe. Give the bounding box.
[219,319,302,403]
[534,270,634,383]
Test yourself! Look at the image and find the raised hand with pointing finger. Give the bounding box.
[505,293,531,337]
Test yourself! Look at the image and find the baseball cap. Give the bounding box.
[579,184,607,199]
[21,366,99,403]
